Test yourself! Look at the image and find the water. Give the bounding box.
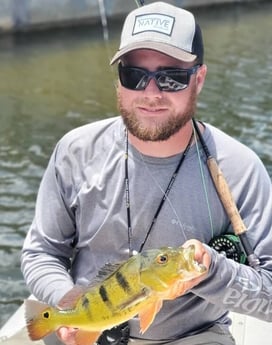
[0,2,271,328]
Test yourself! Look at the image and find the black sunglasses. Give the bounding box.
[118,63,200,92]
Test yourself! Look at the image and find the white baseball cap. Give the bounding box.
[110,1,204,65]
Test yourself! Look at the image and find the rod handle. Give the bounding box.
[207,157,247,236]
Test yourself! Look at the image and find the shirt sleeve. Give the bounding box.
[192,152,272,322]
[21,143,76,306]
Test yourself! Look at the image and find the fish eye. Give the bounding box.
[43,311,50,319]
[157,254,168,264]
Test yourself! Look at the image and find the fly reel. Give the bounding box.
[209,234,247,264]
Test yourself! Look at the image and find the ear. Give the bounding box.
[196,64,207,95]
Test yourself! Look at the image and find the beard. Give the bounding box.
[117,87,197,142]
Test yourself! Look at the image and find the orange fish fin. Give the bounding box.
[57,285,87,310]
[138,300,163,334]
[75,330,101,345]
[24,299,55,340]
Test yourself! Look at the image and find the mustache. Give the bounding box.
[134,99,171,108]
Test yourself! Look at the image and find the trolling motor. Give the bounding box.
[192,118,260,270]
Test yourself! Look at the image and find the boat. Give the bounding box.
[0,296,271,345]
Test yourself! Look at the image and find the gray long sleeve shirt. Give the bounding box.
[21,117,272,340]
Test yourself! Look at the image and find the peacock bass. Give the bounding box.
[25,245,207,345]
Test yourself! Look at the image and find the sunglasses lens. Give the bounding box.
[118,65,148,90]
[157,70,189,91]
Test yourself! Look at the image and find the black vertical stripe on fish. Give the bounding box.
[81,296,93,320]
[81,296,90,309]
[99,284,112,306]
[115,271,131,293]
[99,285,112,309]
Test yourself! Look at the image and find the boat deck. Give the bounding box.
[230,312,272,344]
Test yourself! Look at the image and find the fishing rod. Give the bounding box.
[192,118,261,271]
[134,0,145,7]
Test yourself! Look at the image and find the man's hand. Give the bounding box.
[164,239,211,299]
[183,239,211,271]
[182,239,211,288]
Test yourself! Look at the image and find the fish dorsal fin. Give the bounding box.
[138,300,163,334]
[75,330,101,345]
[89,262,124,286]
[57,286,87,310]
[97,262,123,278]
[58,262,125,309]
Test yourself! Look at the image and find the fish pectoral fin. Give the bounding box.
[138,300,163,334]
[75,330,101,345]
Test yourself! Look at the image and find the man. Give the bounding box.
[21,2,272,345]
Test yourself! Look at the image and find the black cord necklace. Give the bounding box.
[124,129,194,256]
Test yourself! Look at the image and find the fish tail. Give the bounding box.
[24,299,57,340]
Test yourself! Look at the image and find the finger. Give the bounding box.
[56,327,78,345]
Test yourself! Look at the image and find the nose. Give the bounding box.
[143,77,162,96]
